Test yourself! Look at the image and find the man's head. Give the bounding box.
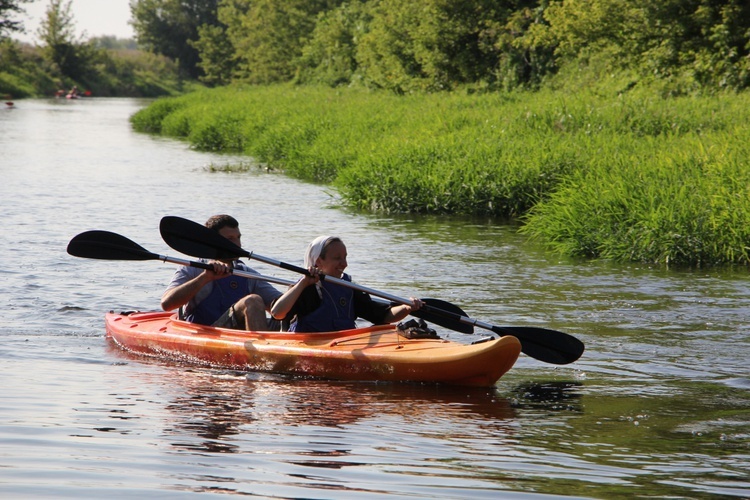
[205,214,241,248]
[205,214,239,232]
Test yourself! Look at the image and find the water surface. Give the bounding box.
[1,98,748,498]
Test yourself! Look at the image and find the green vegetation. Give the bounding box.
[5,0,749,267]
[126,1,750,94]
[130,84,750,267]
[0,0,189,98]
[0,36,189,97]
[128,0,749,95]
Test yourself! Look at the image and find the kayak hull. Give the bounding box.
[105,311,521,387]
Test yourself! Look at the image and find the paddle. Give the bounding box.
[67,230,293,285]
[66,230,468,325]
[160,216,585,365]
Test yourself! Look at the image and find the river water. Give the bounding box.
[1,98,748,499]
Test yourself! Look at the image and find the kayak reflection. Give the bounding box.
[107,346,518,455]
[160,369,518,435]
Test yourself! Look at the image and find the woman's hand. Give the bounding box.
[270,267,320,320]
[406,297,424,312]
[300,266,322,287]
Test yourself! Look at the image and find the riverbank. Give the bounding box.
[130,84,750,267]
[0,39,188,98]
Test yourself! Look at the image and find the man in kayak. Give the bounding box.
[270,235,422,332]
[161,214,282,330]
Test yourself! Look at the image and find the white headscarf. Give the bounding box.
[304,235,340,269]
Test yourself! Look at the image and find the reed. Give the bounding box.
[130,85,750,266]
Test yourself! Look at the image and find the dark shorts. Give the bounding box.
[212,305,282,331]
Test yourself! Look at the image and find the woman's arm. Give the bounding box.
[270,267,320,319]
[355,292,423,325]
[382,298,424,324]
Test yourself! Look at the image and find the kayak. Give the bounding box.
[105,311,521,387]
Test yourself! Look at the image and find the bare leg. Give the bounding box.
[233,294,268,331]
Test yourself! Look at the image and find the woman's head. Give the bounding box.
[305,236,347,277]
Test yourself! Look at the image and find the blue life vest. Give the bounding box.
[290,274,356,332]
[187,275,249,325]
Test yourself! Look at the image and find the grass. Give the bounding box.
[130,84,750,267]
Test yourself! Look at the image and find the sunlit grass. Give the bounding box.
[130,85,750,267]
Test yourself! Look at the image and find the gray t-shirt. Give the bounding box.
[166,260,282,324]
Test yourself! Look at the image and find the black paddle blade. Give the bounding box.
[412,298,474,334]
[67,230,157,261]
[493,326,585,365]
[160,216,247,260]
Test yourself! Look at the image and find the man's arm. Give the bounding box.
[160,262,231,311]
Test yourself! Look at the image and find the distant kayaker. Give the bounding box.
[271,236,422,332]
[161,214,282,330]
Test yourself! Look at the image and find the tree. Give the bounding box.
[130,0,221,79]
[190,23,234,86]
[297,0,372,87]
[37,0,86,78]
[0,0,33,39]
[539,0,750,91]
[219,0,344,84]
[356,0,515,93]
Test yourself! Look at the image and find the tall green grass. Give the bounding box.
[130,85,750,266]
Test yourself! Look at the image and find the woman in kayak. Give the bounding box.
[271,235,422,332]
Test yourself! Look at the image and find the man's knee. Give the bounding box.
[241,294,264,312]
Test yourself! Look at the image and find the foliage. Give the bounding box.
[355,0,517,93]
[167,0,750,92]
[130,84,750,266]
[535,0,750,93]
[0,0,32,38]
[218,0,344,84]
[36,0,85,78]
[0,0,191,97]
[296,0,370,87]
[190,23,234,86]
[520,139,750,267]
[91,36,138,51]
[0,38,57,96]
[130,0,221,79]
[0,36,188,97]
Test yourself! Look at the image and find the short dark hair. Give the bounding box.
[205,214,239,232]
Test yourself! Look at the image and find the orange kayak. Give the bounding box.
[105,311,521,387]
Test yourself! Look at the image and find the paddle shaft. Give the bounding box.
[134,251,413,309]
[247,251,420,305]
[161,254,296,287]
[162,256,468,320]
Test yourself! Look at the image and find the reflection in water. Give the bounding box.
[110,348,517,457]
[163,370,516,449]
[509,381,584,412]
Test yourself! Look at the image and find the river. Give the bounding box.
[1,98,748,499]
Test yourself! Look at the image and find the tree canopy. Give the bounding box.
[0,0,32,38]
[129,0,750,92]
[130,0,221,79]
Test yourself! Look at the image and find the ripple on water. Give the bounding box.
[2,98,750,499]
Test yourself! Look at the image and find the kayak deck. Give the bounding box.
[105,311,521,387]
